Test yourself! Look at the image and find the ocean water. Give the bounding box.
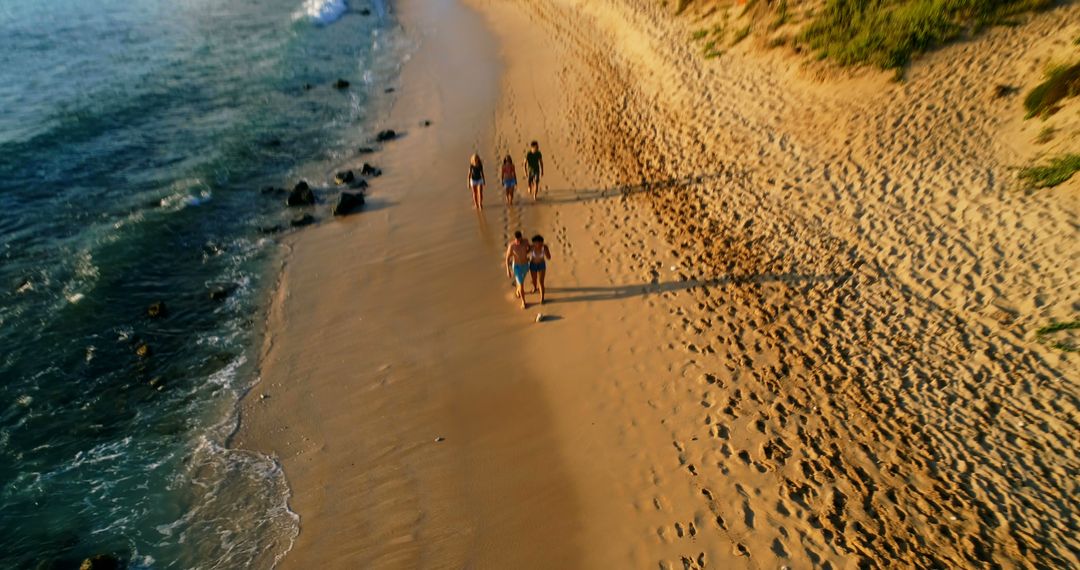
[0,0,404,567]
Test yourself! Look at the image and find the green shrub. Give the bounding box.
[1019,154,1080,188]
[1024,62,1080,118]
[800,0,1056,71]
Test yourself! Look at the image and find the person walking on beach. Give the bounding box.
[500,154,518,205]
[505,231,531,309]
[524,141,544,200]
[468,153,485,209]
[529,234,552,304]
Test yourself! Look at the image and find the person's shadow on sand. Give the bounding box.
[534,171,730,205]
[546,272,851,304]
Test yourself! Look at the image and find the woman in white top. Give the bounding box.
[528,234,552,304]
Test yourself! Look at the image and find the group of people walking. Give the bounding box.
[468,140,545,209]
[469,141,552,309]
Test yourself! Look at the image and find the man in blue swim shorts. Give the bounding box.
[505,230,531,309]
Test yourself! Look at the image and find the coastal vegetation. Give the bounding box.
[800,0,1057,70]
[681,0,1060,72]
[1035,126,1055,144]
[1019,154,1080,188]
[1023,60,1080,118]
[1035,320,1080,351]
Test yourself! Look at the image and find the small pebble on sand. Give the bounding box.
[435,436,445,442]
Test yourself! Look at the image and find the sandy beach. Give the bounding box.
[237,0,1079,568]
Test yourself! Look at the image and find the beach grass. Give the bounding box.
[1019,154,1080,188]
[1035,320,1080,352]
[768,0,791,31]
[1023,61,1080,118]
[799,0,1056,71]
[704,38,724,58]
[768,35,789,48]
[1035,125,1055,144]
[733,24,752,45]
[679,0,1057,68]
[1036,320,1080,335]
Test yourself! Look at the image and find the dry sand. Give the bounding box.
[237,0,1079,568]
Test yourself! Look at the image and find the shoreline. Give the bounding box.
[234,0,587,566]
[237,0,1078,568]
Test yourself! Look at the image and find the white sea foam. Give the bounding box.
[295,0,347,25]
[160,189,211,211]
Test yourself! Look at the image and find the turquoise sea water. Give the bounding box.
[0,0,402,566]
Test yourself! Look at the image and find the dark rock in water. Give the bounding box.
[361,163,382,177]
[147,302,168,319]
[420,119,432,127]
[261,186,285,195]
[263,138,282,147]
[375,129,397,142]
[332,192,365,216]
[303,83,314,91]
[79,555,122,570]
[209,283,239,301]
[286,181,315,206]
[333,78,350,89]
[357,146,376,154]
[290,214,316,228]
[135,344,152,358]
[359,8,371,15]
[257,224,284,235]
[384,87,395,93]
[334,170,355,185]
[349,179,369,190]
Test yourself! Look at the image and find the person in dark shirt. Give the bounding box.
[524,141,544,200]
[467,153,485,209]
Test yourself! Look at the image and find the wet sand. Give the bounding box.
[235,0,583,567]
[238,0,1079,568]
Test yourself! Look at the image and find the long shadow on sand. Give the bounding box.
[533,171,729,205]
[546,271,851,304]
